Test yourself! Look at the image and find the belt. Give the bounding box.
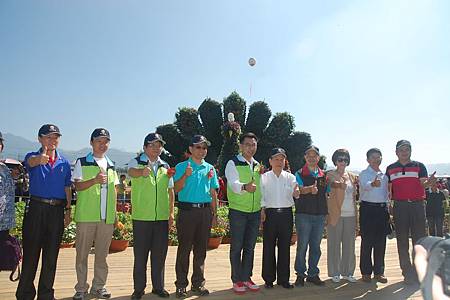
[265,207,292,213]
[394,199,424,203]
[361,201,388,208]
[178,202,210,209]
[30,196,66,207]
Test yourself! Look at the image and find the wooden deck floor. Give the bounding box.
[0,237,423,300]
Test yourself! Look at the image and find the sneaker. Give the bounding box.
[176,287,187,298]
[331,275,341,283]
[73,291,87,300]
[374,275,388,283]
[362,275,371,283]
[90,287,111,299]
[232,282,246,295]
[306,275,325,286]
[243,280,260,292]
[264,282,274,289]
[295,275,305,287]
[152,289,170,298]
[342,275,357,283]
[191,286,209,296]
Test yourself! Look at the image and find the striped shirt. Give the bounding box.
[385,161,427,201]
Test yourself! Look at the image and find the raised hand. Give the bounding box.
[39,146,50,165]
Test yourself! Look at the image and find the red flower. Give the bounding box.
[167,167,176,178]
[207,168,214,179]
[259,164,266,175]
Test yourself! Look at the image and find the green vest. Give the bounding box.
[130,156,171,221]
[227,156,262,213]
[74,155,118,224]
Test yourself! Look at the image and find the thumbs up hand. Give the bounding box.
[371,174,381,187]
[184,162,193,177]
[39,146,50,165]
[293,183,301,199]
[142,166,151,177]
[244,178,257,193]
[95,169,107,185]
[311,181,318,195]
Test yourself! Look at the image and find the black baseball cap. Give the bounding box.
[305,145,320,155]
[270,147,287,158]
[144,133,165,145]
[90,128,110,141]
[38,124,62,137]
[190,135,211,146]
[396,140,411,149]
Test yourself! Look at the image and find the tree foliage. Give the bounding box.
[154,92,321,173]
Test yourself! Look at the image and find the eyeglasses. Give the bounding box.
[337,158,349,163]
[194,145,208,150]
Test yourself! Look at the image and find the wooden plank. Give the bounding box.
[0,238,424,299]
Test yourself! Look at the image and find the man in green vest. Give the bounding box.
[224,132,262,294]
[128,133,175,299]
[72,128,119,300]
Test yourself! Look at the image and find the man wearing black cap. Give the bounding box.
[386,140,436,285]
[16,124,73,300]
[260,148,300,289]
[127,133,175,299]
[358,148,389,283]
[293,145,328,287]
[71,128,119,300]
[173,135,219,298]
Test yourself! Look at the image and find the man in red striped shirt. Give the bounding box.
[386,140,436,285]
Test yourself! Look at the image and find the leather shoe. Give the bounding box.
[362,275,371,283]
[279,282,294,289]
[374,275,388,283]
[152,289,170,298]
[131,290,144,300]
[264,282,274,289]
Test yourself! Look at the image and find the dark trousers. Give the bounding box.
[359,203,389,276]
[427,216,444,237]
[229,209,260,283]
[393,200,426,279]
[175,207,212,289]
[262,208,293,285]
[133,220,169,292]
[16,201,64,300]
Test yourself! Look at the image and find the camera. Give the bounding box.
[416,234,450,300]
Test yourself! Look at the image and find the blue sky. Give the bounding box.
[1,0,449,170]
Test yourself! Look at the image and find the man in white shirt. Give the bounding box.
[358,148,389,284]
[260,148,300,289]
[72,128,120,300]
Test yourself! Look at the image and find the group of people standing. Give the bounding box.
[0,124,442,300]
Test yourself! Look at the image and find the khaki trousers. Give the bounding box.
[75,221,114,292]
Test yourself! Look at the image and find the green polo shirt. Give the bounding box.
[174,158,219,203]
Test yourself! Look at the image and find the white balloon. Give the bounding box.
[248,57,256,67]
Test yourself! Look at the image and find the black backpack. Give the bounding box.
[0,234,22,281]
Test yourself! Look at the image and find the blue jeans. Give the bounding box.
[294,213,326,277]
[229,209,260,283]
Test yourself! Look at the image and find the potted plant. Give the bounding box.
[208,225,227,249]
[110,212,132,252]
[61,221,76,248]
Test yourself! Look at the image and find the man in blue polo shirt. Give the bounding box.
[173,135,219,298]
[16,124,72,300]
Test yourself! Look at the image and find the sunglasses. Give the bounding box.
[337,158,349,163]
[194,145,208,150]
